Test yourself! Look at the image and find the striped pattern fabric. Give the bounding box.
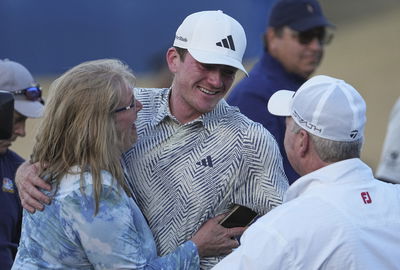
[124,88,289,269]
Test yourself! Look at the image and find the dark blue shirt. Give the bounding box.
[227,51,305,184]
[0,150,23,270]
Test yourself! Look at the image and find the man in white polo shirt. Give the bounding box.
[214,75,400,269]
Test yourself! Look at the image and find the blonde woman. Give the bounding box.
[12,59,226,269]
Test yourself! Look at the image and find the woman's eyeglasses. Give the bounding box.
[13,85,45,105]
[114,99,136,113]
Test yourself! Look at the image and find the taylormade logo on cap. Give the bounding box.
[173,10,248,75]
[267,75,366,142]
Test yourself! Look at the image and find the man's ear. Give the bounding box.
[166,47,180,73]
[266,28,277,52]
[298,130,310,158]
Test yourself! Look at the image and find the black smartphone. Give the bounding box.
[219,205,258,228]
[0,91,14,140]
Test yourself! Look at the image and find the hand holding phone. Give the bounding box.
[219,205,258,228]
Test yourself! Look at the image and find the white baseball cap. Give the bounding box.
[268,75,366,142]
[173,10,248,75]
[0,59,44,118]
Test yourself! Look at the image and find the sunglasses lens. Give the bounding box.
[297,28,333,45]
[25,87,42,100]
[298,32,312,44]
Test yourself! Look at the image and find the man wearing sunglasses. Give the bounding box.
[227,0,334,185]
[0,59,44,270]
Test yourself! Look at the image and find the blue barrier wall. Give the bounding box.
[0,0,275,76]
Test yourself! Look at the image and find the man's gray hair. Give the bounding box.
[291,121,363,163]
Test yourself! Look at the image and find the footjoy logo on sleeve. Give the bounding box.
[361,191,372,204]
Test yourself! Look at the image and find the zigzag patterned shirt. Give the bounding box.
[123,88,289,269]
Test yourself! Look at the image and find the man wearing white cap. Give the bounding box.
[0,59,44,270]
[15,11,288,269]
[213,75,400,269]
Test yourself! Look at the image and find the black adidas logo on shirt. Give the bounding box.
[196,156,213,167]
[216,35,235,51]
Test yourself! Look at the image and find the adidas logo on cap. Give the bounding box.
[216,35,236,51]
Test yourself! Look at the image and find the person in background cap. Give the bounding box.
[214,75,400,269]
[16,10,288,269]
[227,0,334,185]
[0,59,44,270]
[375,97,400,184]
